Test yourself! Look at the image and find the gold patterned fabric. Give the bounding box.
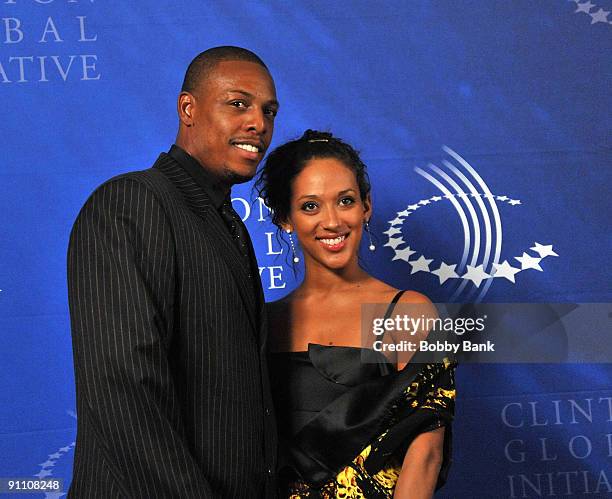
[271,351,456,498]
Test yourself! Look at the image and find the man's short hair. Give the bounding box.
[181,46,269,94]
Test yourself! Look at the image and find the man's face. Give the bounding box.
[185,60,278,186]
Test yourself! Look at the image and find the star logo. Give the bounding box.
[32,412,77,499]
[530,242,559,258]
[590,7,610,23]
[383,227,402,237]
[409,255,433,274]
[491,260,522,283]
[382,146,559,301]
[431,262,459,284]
[576,1,595,14]
[384,237,404,249]
[568,0,612,26]
[392,246,417,262]
[515,252,544,271]
[462,264,491,287]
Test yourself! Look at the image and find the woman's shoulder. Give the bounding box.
[365,276,432,305]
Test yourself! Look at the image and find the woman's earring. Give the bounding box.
[365,221,375,251]
[286,229,300,263]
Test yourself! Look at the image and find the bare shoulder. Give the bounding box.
[397,290,433,305]
[364,277,432,306]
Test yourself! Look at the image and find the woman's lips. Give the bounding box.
[317,234,348,252]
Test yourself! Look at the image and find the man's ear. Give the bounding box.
[363,194,372,222]
[177,91,195,127]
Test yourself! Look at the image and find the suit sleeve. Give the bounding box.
[67,178,216,498]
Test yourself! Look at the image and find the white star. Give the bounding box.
[384,237,404,249]
[483,193,496,200]
[431,262,459,284]
[48,453,61,459]
[491,260,521,283]
[35,469,53,478]
[60,446,71,452]
[430,196,442,202]
[383,227,401,237]
[575,1,595,14]
[462,264,491,287]
[470,192,482,198]
[444,194,455,199]
[590,7,610,23]
[397,209,411,217]
[409,255,433,274]
[496,195,509,201]
[407,203,420,211]
[530,242,559,258]
[515,252,543,271]
[508,199,522,206]
[418,199,431,206]
[392,247,416,262]
[389,217,403,226]
[457,192,469,199]
[39,459,56,468]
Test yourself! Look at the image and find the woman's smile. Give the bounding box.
[317,233,348,251]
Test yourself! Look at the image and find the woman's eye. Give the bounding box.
[301,202,318,211]
[339,197,355,206]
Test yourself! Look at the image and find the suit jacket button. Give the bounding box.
[265,407,271,416]
[267,467,273,476]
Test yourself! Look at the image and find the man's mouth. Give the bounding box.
[231,140,264,155]
[233,143,261,153]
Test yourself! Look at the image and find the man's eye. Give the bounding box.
[339,197,355,206]
[264,107,278,117]
[301,202,318,211]
[230,101,247,108]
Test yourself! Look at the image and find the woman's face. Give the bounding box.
[284,157,371,271]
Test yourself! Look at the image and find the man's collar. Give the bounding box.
[168,144,227,210]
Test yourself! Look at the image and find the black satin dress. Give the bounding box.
[269,293,456,498]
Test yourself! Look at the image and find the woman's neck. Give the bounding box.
[298,258,371,295]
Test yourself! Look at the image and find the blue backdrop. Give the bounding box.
[1,1,611,497]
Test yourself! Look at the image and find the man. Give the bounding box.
[67,46,279,498]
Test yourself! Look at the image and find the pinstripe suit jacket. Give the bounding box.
[67,153,277,498]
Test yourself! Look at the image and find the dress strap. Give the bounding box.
[382,290,407,320]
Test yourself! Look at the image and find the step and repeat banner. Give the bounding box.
[1,1,611,497]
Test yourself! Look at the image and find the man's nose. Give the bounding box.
[246,107,266,134]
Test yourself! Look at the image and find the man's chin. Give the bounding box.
[224,167,257,186]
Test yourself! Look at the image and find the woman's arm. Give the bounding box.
[393,427,445,499]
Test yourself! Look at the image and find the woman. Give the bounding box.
[257,130,456,498]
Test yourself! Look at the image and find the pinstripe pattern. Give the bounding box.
[67,153,276,498]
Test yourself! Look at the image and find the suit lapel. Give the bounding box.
[153,154,259,334]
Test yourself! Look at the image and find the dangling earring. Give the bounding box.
[286,229,300,263]
[365,221,375,251]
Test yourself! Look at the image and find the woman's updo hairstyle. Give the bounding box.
[256,129,371,227]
